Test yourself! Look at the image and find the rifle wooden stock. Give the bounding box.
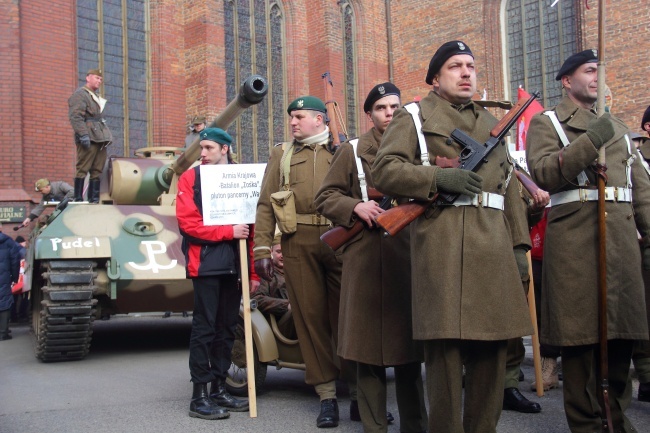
[375,92,539,236]
[322,72,343,149]
[320,188,385,250]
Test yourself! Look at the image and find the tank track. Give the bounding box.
[35,260,98,362]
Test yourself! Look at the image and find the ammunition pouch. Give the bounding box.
[271,190,297,234]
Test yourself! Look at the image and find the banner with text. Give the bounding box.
[200,164,267,226]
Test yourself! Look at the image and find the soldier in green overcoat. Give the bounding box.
[315,83,427,433]
[372,41,532,433]
[526,50,650,432]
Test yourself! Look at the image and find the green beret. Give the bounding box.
[426,41,474,85]
[35,178,50,191]
[287,96,327,115]
[556,49,598,80]
[86,69,102,77]
[200,128,232,145]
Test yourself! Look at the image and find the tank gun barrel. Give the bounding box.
[165,75,268,182]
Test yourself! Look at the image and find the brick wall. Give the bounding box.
[1,0,649,226]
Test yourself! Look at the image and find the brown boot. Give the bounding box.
[531,357,559,392]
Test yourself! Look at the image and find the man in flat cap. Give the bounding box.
[21,179,74,227]
[185,116,207,147]
[372,40,532,433]
[316,83,428,433]
[254,96,344,428]
[526,50,650,432]
[68,69,113,203]
[176,127,254,420]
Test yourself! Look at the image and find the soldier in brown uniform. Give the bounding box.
[526,50,650,432]
[253,96,343,428]
[372,41,532,433]
[68,69,113,203]
[315,83,428,433]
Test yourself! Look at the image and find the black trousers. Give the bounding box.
[189,275,240,384]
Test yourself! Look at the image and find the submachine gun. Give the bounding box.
[375,91,540,236]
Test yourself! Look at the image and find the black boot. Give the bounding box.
[502,387,541,413]
[189,382,229,420]
[73,178,85,202]
[639,382,650,402]
[317,398,339,428]
[89,179,100,203]
[209,378,249,412]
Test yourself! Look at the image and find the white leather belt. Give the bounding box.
[550,187,632,206]
[443,192,505,210]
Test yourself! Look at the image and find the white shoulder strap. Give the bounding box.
[404,103,431,166]
[349,139,369,202]
[624,134,635,188]
[544,110,588,186]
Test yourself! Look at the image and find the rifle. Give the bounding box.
[322,72,347,150]
[320,188,389,251]
[375,91,540,237]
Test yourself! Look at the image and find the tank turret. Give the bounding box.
[25,75,268,362]
[109,75,268,205]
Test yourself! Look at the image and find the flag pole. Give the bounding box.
[595,0,613,431]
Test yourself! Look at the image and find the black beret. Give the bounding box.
[15,236,26,243]
[287,96,327,115]
[555,49,598,81]
[425,41,474,85]
[200,128,232,145]
[642,105,650,130]
[363,82,401,113]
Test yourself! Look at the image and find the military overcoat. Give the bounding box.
[68,86,113,144]
[372,91,533,341]
[315,128,422,366]
[526,97,650,346]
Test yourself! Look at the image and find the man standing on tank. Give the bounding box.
[176,127,253,420]
[68,69,113,203]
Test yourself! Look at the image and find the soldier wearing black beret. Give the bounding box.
[373,40,532,433]
[316,83,428,433]
[643,105,650,134]
[527,50,650,431]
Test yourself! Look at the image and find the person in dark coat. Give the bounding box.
[372,41,532,433]
[316,83,427,433]
[0,224,21,340]
[176,127,254,420]
[526,50,650,432]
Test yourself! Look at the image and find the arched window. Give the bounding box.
[77,0,150,157]
[505,0,577,107]
[341,1,358,137]
[224,0,287,163]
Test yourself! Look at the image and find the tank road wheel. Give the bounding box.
[226,316,267,396]
[34,260,98,362]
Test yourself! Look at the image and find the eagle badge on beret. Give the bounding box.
[592,49,598,58]
[297,99,304,108]
[458,42,466,50]
[378,86,385,95]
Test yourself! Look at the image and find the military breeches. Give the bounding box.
[281,225,342,386]
[76,142,107,179]
[424,339,507,433]
[562,340,636,433]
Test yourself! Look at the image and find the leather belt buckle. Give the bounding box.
[579,189,588,203]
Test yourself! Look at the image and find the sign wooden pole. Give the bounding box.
[239,239,257,417]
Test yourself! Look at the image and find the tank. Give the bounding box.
[23,75,269,362]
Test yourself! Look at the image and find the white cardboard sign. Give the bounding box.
[200,163,267,226]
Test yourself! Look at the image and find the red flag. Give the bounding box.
[515,87,545,151]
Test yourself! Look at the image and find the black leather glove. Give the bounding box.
[585,113,615,149]
[436,168,483,198]
[254,258,274,282]
[643,248,650,271]
[514,247,529,281]
[79,135,91,149]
